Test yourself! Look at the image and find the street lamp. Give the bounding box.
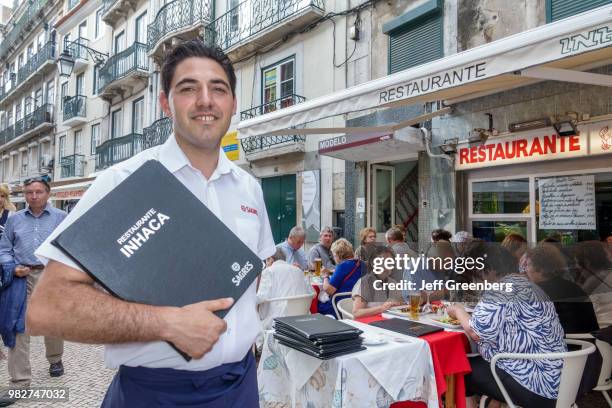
[57,39,108,78]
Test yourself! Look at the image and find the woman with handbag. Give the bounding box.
[317,238,365,318]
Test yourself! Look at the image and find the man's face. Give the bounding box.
[160,57,236,153]
[25,182,50,209]
[320,232,333,248]
[288,236,304,250]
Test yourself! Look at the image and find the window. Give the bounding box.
[27,43,34,60]
[114,31,125,54]
[15,102,22,121]
[78,20,87,40]
[76,73,84,95]
[24,96,32,116]
[59,135,66,159]
[132,97,144,134]
[95,8,103,38]
[111,109,122,139]
[383,0,443,74]
[91,123,100,155]
[46,80,55,105]
[472,179,530,214]
[34,88,43,108]
[547,0,612,22]
[17,54,23,69]
[92,65,99,94]
[37,32,45,51]
[60,82,68,109]
[135,12,147,44]
[63,33,70,52]
[74,130,83,154]
[261,57,295,113]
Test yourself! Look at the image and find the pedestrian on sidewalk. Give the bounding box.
[26,40,275,407]
[0,177,67,407]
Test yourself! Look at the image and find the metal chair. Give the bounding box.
[331,291,353,319]
[566,333,612,407]
[479,339,596,408]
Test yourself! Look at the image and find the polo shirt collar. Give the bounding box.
[159,133,239,180]
[26,202,52,216]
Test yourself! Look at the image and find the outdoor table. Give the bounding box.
[308,275,324,313]
[258,320,439,408]
[356,314,472,408]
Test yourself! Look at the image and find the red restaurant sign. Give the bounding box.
[455,129,588,170]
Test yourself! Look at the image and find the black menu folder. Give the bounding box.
[51,160,265,361]
[274,314,363,341]
[368,318,443,337]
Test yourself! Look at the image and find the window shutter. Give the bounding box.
[548,0,612,22]
[389,14,443,74]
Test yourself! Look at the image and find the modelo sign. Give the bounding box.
[455,129,588,170]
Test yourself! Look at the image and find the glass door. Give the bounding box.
[371,164,395,242]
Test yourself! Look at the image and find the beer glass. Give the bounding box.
[314,258,322,277]
[409,293,421,320]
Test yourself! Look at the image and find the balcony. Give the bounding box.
[143,117,172,149]
[240,93,306,121]
[2,104,54,148]
[147,0,213,61]
[60,154,86,178]
[204,0,324,61]
[0,0,51,61]
[96,133,145,170]
[63,95,87,127]
[102,0,140,26]
[0,41,56,107]
[240,135,305,161]
[97,42,148,100]
[0,126,15,146]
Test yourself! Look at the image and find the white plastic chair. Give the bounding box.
[331,291,353,319]
[479,339,596,408]
[260,293,314,316]
[566,333,612,407]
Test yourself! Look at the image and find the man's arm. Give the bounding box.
[27,260,233,359]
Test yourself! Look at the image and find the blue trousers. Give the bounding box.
[101,352,258,407]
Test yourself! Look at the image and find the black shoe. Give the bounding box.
[49,361,64,377]
[0,390,16,407]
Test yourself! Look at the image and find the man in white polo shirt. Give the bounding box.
[26,40,275,407]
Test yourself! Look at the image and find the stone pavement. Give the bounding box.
[0,338,115,407]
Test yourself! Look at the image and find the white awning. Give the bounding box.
[238,5,612,138]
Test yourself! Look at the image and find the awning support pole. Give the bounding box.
[516,67,612,87]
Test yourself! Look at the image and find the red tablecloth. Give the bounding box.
[356,314,472,408]
[310,285,320,313]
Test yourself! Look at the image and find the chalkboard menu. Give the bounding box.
[538,175,596,230]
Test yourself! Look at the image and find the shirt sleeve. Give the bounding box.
[256,268,273,304]
[35,169,122,270]
[0,216,15,264]
[469,300,505,342]
[254,181,276,260]
[329,261,348,289]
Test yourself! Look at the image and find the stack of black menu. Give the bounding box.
[273,314,366,359]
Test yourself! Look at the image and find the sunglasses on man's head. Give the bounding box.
[24,177,50,187]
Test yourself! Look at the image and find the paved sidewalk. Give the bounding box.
[0,338,115,407]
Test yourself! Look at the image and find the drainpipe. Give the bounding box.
[422,127,454,165]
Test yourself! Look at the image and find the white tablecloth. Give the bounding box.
[258,320,438,408]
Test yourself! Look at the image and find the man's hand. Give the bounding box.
[14,265,31,278]
[380,300,403,312]
[161,298,234,359]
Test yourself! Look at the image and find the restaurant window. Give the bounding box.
[472,179,530,214]
[261,57,295,113]
[546,0,612,22]
[383,0,443,74]
[91,123,100,155]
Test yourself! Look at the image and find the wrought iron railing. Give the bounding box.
[204,0,324,50]
[147,0,213,53]
[240,135,305,154]
[66,37,90,61]
[98,43,148,93]
[9,104,54,142]
[0,125,15,146]
[96,133,145,170]
[60,154,85,178]
[16,41,56,84]
[143,117,172,148]
[0,0,50,60]
[0,78,14,104]
[240,93,306,121]
[68,0,79,10]
[63,95,87,121]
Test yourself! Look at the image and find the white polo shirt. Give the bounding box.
[35,134,276,371]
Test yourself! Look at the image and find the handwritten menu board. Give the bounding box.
[539,175,596,230]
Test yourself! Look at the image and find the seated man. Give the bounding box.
[308,227,336,272]
[276,226,308,270]
[257,248,314,344]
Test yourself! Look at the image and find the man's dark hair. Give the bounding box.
[161,40,236,97]
[431,229,452,242]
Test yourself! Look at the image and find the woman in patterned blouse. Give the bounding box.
[447,245,566,408]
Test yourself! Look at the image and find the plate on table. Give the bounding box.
[427,316,462,329]
[361,335,388,346]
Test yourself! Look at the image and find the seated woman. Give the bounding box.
[354,227,377,262]
[352,246,403,319]
[317,238,365,319]
[447,246,566,408]
[575,240,612,328]
[526,243,599,334]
